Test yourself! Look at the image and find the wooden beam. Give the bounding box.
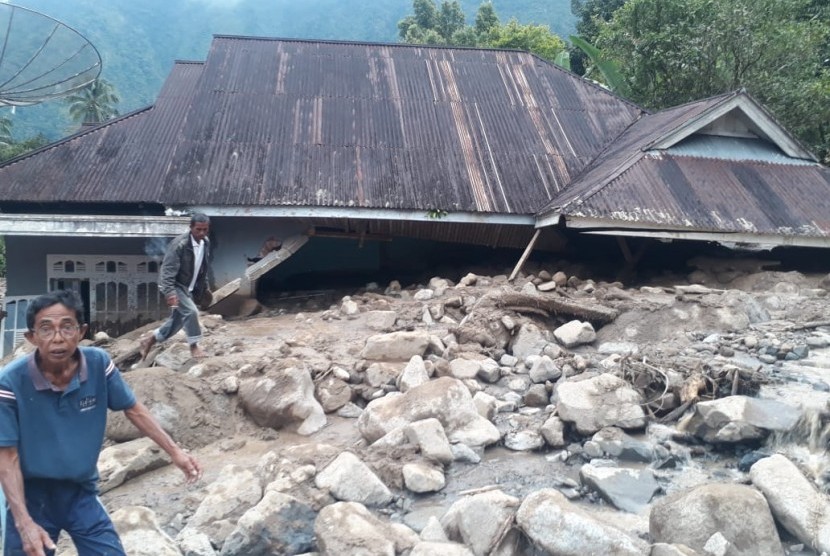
[508,228,542,282]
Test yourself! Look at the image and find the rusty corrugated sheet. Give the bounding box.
[0,61,204,204]
[542,90,830,240]
[565,154,830,237]
[0,37,643,214]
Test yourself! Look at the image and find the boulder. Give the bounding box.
[579,463,660,513]
[509,323,550,360]
[315,501,418,556]
[398,355,430,392]
[220,491,316,556]
[361,330,431,361]
[97,437,168,494]
[750,454,830,553]
[238,367,326,435]
[441,489,521,556]
[111,506,181,556]
[679,396,801,443]
[188,465,263,546]
[516,489,647,555]
[556,374,647,435]
[357,377,500,448]
[554,320,596,348]
[314,451,393,506]
[649,483,783,555]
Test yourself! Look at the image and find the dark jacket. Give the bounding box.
[159,232,211,298]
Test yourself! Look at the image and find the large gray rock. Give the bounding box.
[315,451,393,506]
[441,489,521,556]
[588,427,655,462]
[361,330,431,361]
[554,320,596,348]
[649,483,783,555]
[679,396,801,443]
[238,367,326,435]
[402,462,445,493]
[509,323,550,360]
[314,376,352,413]
[579,463,660,513]
[556,374,646,435]
[220,491,316,556]
[97,437,168,494]
[176,529,216,556]
[528,355,561,383]
[188,465,263,546]
[516,489,647,555]
[315,501,419,556]
[398,355,430,392]
[357,377,500,448]
[750,454,830,553]
[405,418,454,464]
[111,506,182,556]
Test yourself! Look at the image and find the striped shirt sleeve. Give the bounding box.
[0,368,19,446]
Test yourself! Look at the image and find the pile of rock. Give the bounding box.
[88,260,830,555]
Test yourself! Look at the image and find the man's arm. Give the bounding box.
[0,447,56,555]
[123,402,202,483]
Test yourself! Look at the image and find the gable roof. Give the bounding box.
[539,90,830,245]
[0,36,643,216]
[0,60,204,204]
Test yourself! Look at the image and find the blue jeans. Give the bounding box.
[4,479,125,555]
[154,285,202,345]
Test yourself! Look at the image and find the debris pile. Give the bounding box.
[28,256,830,556]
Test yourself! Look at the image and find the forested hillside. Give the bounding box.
[4,0,576,140]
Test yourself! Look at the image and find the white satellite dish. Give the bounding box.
[0,3,101,106]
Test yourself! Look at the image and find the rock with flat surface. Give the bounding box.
[556,373,646,435]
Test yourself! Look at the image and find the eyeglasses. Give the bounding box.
[32,324,81,340]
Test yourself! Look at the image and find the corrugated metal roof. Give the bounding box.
[0,61,204,204]
[0,37,642,214]
[564,154,830,237]
[544,91,830,240]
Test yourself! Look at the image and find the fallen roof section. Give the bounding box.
[537,91,830,248]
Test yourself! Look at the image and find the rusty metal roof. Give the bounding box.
[0,37,642,214]
[545,91,830,240]
[0,61,205,204]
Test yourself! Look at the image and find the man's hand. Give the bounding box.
[17,519,55,556]
[171,448,203,484]
[166,293,179,307]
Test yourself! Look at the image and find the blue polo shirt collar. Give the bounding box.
[27,350,88,392]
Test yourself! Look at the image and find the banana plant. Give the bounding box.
[570,35,631,98]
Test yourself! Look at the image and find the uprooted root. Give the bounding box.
[618,355,768,423]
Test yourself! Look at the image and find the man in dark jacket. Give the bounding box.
[140,213,212,359]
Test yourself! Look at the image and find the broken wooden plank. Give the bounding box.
[210,234,309,307]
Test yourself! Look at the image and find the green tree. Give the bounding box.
[569,0,626,74]
[474,2,499,36]
[436,1,466,42]
[398,1,566,63]
[597,0,830,161]
[488,19,566,62]
[0,134,49,163]
[66,78,121,125]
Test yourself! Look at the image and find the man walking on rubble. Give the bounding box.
[141,212,213,360]
[0,289,202,556]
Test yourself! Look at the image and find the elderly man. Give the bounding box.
[0,289,202,556]
[141,212,212,360]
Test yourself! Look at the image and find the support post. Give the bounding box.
[509,228,542,282]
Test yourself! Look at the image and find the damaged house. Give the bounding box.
[1,35,829,355]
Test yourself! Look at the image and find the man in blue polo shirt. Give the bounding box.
[0,290,203,556]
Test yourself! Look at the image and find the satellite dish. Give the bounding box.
[0,3,101,106]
